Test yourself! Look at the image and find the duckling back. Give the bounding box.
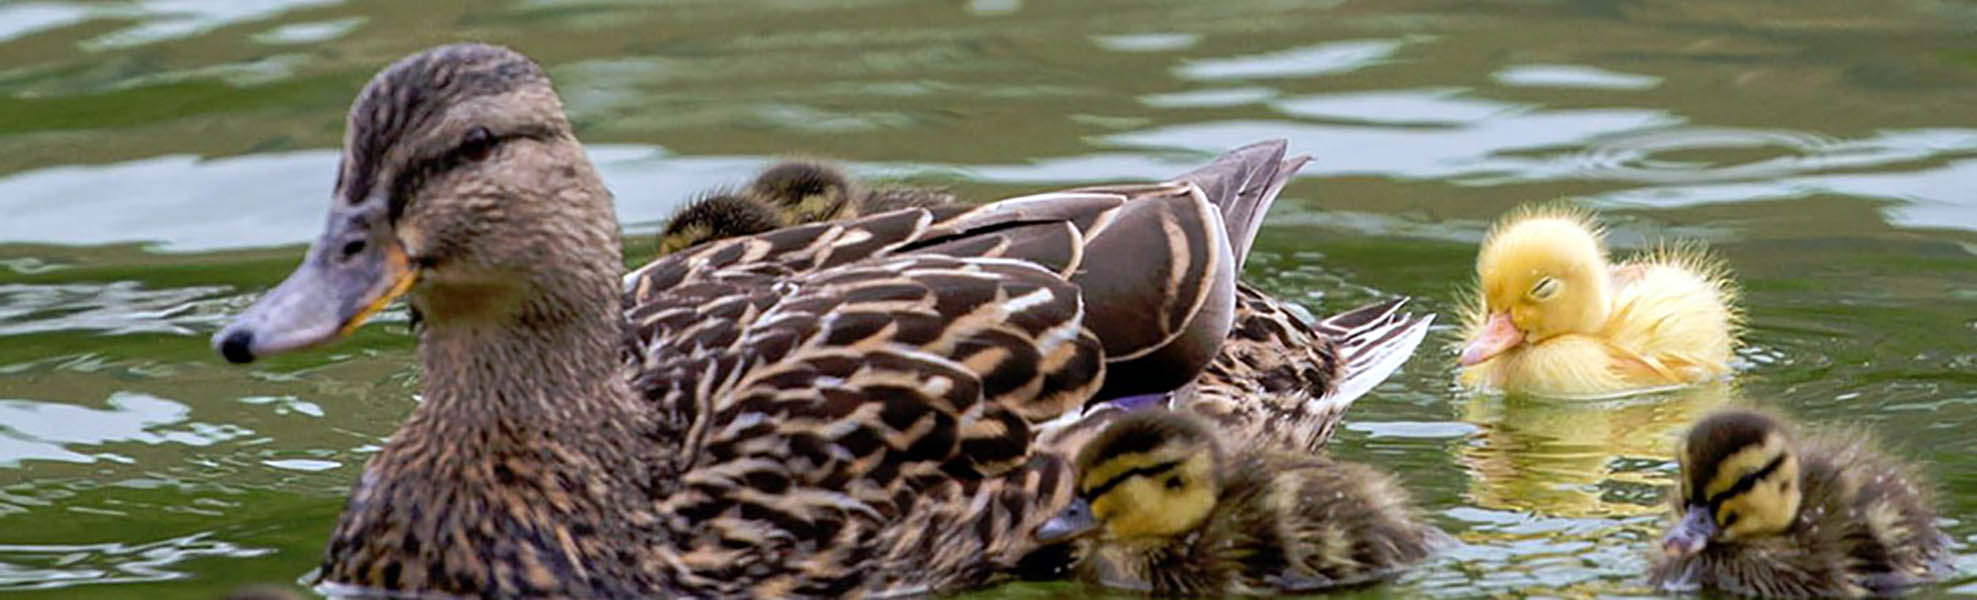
[1216,455,1448,593]
[1603,245,1740,383]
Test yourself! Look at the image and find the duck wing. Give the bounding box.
[621,141,1306,595]
[1161,290,1432,454]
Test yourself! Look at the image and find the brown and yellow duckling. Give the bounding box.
[1651,409,1948,598]
[1035,410,1447,595]
[655,161,953,255]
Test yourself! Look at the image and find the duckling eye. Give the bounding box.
[458,126,498,162]
[1165,476,1183,490]
[1529,277,1561,301]
[1720,511,1740,527]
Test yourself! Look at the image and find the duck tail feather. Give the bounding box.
[1317,297,1435,407]
[1169,139,1308,267]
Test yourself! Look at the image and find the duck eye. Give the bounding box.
[1529,277,1560,300]
[458,126,497,162]
[1165,476,1183,490]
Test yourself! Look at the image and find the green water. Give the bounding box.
[2,1,1975,598]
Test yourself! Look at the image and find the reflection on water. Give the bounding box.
[1174,38,1414,81]
[0,392,250,467]
[1457,382,1739,518]
[0,0,1975,597]
[0,532,272,591]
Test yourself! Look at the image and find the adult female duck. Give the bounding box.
[211,43,1305,597]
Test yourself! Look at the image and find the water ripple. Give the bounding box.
[0,532,272,591]
[0,282,232,336]
[0,392,252,468]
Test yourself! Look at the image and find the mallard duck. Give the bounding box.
[1650,409,1949,598]
[1456,204,1740,397]
[210,43,1312,597]
[1033,409,1446,595]
[655,164,1434,456]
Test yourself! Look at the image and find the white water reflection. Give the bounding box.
[1493,64,1662,90]
[0,532,272,590]
[1175,38,1413,81]
[0,392,251,468]
[1274,88,1522,125]
[0,282,231,336]
[83,0,345,50]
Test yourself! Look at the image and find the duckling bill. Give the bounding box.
[1038,410,1446,595]
[1651,409,1947,598]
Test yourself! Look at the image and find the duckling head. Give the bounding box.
[213,43,618,362]
[1460,207,1614,366]
[749,161,854,223]
[655,193,787,256]
[1663,410,1802,557]
[1036,411,1223,544]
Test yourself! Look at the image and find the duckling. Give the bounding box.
[749,160,955,223]
[1035,410,1446,595]
[1456,205,1739,397]
[654,162,956,257]
[654,192,787,255]
[1650,409,1948,598]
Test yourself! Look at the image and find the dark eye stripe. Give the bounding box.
[387,128,551,222]
[1083,459,1182,500]
[1702,453,1787,510]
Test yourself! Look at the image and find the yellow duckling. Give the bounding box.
[1651,409,1948,598]
[1457,205,1740,397]
[1035,410,1446,595]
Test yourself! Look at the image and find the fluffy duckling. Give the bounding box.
[653,192,786,255]
[1036,410,1445,595]
[749,160,954,222]
[654,162,954,256]
[1650,409,1948,598]
[1457,205,1739,397]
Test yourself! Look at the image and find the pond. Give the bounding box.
[1,1,1974,598]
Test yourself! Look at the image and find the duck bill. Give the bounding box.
[1035,498,1099,544]
[1661,505,1717,558]
[211,205,417,364]
[1459,311,1524,366]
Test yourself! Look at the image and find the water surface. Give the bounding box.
[2,1,1975,597]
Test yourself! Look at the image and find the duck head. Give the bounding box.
[212,43,617,363]
[1037,410,1223,544]
[1663,409,1803,557]
[1460,207,1613,366]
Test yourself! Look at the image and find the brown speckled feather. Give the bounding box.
[652,160,1434,459]
[609,143,1305,595]
[1186,290,1432,453]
